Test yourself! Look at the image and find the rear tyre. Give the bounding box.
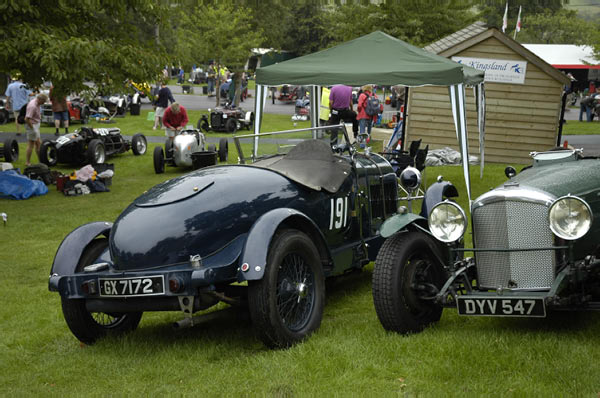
[61,239,142,345]
[218,138,228,162]
[248,229,325,348]
[153,146,165,174]
[372,232,446,334]
[0,110,8,124]
[39,140,57,166]
[131,133,147,155]
[225,118,237,133]
[3,138,19,162]
[86,139,106,164]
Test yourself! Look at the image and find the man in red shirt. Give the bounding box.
[162,102,189,144]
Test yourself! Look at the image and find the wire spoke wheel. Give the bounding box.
[248,229,325,348]
[276,252,315,332]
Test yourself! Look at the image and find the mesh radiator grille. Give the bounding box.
[472,200,555,289]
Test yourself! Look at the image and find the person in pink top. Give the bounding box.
[24,93,48,166]
[356,84,379,148]
[328,85,358,140]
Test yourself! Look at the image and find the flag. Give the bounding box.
[502,3,508,33]
[515,6,522,32]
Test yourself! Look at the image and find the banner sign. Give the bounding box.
[452,56,527,84]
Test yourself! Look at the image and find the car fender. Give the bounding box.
[419,180,459,218]
[379,213,427,238]
[49,221,112,280]
[238,208,330,281]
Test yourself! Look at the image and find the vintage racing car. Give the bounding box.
[153,128,229,174]
[41,97,91,126]
[47,124,444,348]
[39,127,147,166]
[372,147,600,334]
[198,105,254,133]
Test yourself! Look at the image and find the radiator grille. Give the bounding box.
[472,200,555,289]
[211,113,222,128]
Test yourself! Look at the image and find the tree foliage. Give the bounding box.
[0,0,168,97]
[515,9,596,44]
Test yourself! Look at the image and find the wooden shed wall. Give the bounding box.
[406,36,564,165]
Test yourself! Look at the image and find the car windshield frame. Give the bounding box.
[233,124,354,164]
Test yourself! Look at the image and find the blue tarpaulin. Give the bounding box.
[0,170,48,199]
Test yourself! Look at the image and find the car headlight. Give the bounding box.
[399,166,421,192]
[428,201,467,243]
[548,195,592,240]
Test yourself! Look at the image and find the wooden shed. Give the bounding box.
[405,22,571,164]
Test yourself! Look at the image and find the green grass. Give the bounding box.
[562,120,600,135]
[1,115,600,396]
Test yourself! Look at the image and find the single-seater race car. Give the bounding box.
[41,97,91,126]
[373,147,600,334]
[198,104,254,133]
[153,128,229,174]
[47,124,451,348]
[39,127,147,166]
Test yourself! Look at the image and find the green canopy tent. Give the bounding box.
[254,31,486,202]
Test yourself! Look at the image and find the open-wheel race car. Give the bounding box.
[47,124,444,348]
[153,128,229,174]
[372,147,600,334]
[198,104,254,133]
[39,127,147,166]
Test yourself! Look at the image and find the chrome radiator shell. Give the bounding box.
[471,187,557,290]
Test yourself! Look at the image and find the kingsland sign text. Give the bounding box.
[452,56,527,84]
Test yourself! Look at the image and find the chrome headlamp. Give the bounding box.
[399,166,421,192]
[428,201,467,243]
[548,195,592,240]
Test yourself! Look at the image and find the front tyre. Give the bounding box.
[86,139,106,164]
[153,146,165,174]
[131,133,147,155]
[39,140,57,166]
[61,239,142,345]
[248,229,325,349]
[372,231,446,334]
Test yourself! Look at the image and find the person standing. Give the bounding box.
[329,84,358,137]
[153,82,175,130]
[162,102,189,148]
[4,75,32,136]
[207,61,216,96]
[50,85,69,136]
[177,68,185,84]
[356,85,379,148]
[24,93,48,166]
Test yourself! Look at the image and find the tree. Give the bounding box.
[478,0,566,30]
[0,1,168,98]
[174,1,263,106]
[279,3,335,56]
[515,9,596,44]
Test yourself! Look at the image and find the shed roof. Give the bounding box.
[424,22,570,85]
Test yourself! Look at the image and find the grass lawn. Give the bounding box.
[1,113,600,396]
[562,119,600,135]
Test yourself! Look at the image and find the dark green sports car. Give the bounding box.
[373,148,600,333]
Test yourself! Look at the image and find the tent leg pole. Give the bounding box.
[401,87,409,151]
[557,91,567,147]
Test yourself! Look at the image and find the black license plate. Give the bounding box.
[457,297,546,317]
[99,276,165,297]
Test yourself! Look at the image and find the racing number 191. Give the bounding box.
[329,197,348,230]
